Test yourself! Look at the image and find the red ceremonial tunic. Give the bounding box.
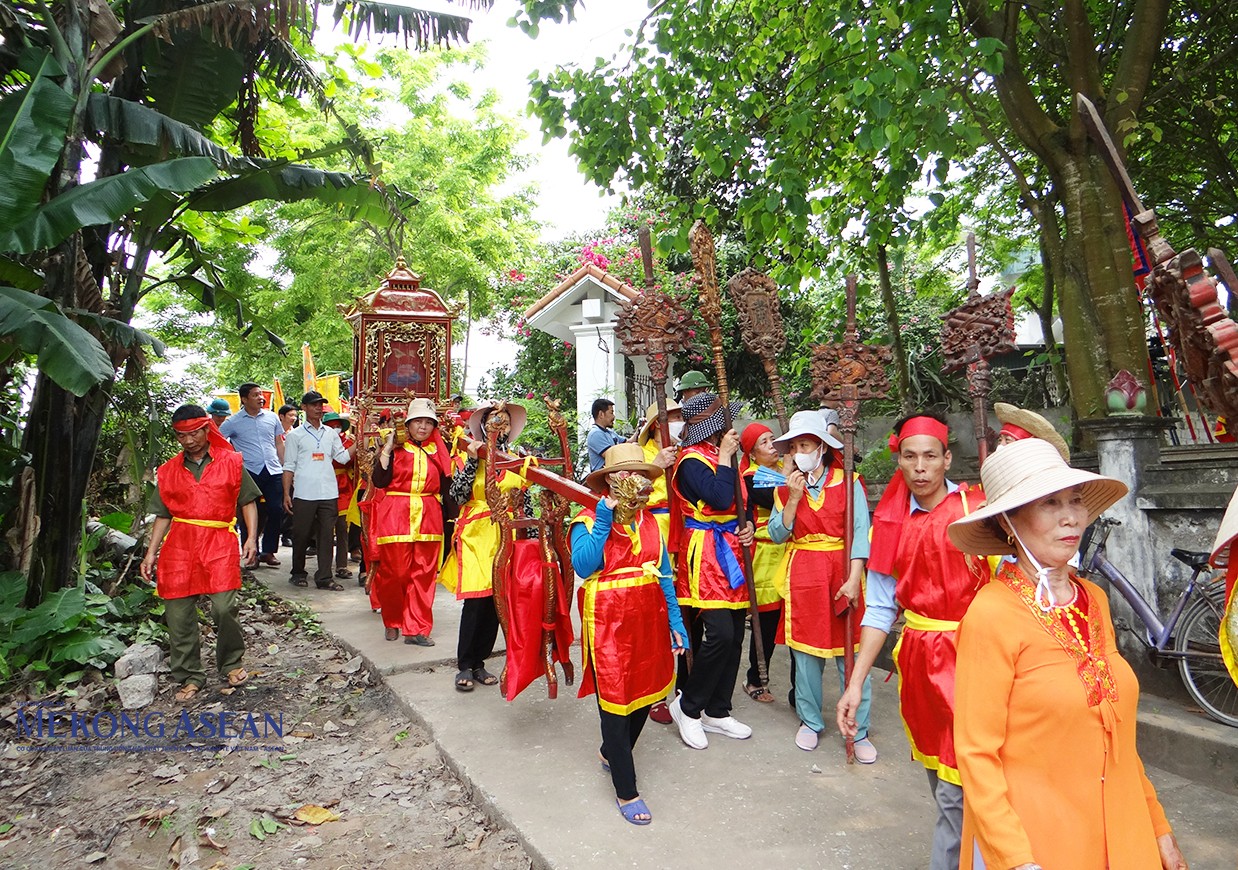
[774,467,864,657]
[155,449,245,599]
[572,507,675,714]
[373,441,444,545]
[332,433,355,515]
[889,484,990,785]
[671,444,747,610]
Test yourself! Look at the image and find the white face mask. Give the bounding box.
[667,421,686,442]
[793,450,820,473]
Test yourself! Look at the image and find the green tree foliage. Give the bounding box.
[518,0,1234,422]
[0,0,497,599]
[147,44,541,394]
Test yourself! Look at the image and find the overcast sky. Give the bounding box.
[390,1,653,391]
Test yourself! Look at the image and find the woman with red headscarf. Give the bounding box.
[141,404,261,702]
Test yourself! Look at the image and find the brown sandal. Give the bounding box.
[745,683,776,703]
[226,668,249,687]
[385,627,400,642]
[175,683,201,702]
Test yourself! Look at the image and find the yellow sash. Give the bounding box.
[172,517,236,531]
[902,609,959,632]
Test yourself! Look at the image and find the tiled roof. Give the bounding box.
[523,263,640,320]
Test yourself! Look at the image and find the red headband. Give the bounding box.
[887,416,949,452]
[999,423,1034,441]
[173,418,210,432]
[173,416,234,454]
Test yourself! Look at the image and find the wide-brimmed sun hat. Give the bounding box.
[948,439,1127,556]
[467,400,527,444]
[994,402,1071,462]
[404,397,439,425]
[680,392,743,447]
[584,442,664,492]
[637,399,682,445]
[773,410,844,452]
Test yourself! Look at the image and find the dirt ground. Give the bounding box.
[0,582,533,870]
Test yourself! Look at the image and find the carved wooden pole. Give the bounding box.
[941,236,1015,467]
[812,275,891,763]
[690,220,767,685]
[728,267,790,431]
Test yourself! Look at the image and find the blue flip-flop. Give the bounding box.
[599,752,610,773]
[617,798,651,825]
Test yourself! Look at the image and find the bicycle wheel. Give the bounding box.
[1175,582,1238,727]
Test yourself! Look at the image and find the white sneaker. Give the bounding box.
[669,694,708,749]
[699,712,752,739]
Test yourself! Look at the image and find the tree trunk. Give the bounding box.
[875,243,911,413]
[1049,150,1151,419]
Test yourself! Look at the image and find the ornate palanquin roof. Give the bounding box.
[341,257,453,322]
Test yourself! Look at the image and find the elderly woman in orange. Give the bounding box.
[947,439,1188,870]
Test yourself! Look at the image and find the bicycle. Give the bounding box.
[1079,516,1236,727]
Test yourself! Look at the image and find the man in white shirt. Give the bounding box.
[282,391,354,589]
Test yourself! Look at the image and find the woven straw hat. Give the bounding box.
[680,392,743,446]
[773,409,843,452]
[637,399,682,445]
[584,442,663,492]
[404,397,438,425]
[994,403,1070,462]
[947,439,1128,556]
[467,401,527,444]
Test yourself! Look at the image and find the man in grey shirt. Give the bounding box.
[282,390,354,589]
[219,382,285,566]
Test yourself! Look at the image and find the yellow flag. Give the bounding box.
[271,378,285,411]
[302,343,317,393]
[315,374,340,411]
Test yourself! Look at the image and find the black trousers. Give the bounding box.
[598,702,650,801]
[457,596,499,671]
[290,497,337,585]
[240,468,285,557]
[678,608,745,719]
[745,605,782,687]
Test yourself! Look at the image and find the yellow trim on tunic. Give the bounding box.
[580,562,676,715]
[780,535,856,657]
[1221,588,1237,685]
[892,632,963,786]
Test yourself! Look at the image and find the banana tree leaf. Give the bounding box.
[0,257,43,292]
[71,310,167,357]
[0,50,73,229]
[333,1,482,49]
[190,163,415,227]
[85,93,253,172]
[0,285,114,396]
[0,157,219,255]
[144,31,244,128]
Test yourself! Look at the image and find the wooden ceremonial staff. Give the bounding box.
[811,275,891,763]
[728,268,790,431]
[689,220,767,685]
[941,233,1015,466]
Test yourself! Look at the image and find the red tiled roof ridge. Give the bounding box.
[523,263,640,320]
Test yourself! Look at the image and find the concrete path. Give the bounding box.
[254,553,1237,869]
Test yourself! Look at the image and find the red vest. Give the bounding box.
[573,508,675,714]
[374,440,444,544]
[332,433,355,513]
[670,444,746,609]
[775,468,865,656]
[887,483,990,784]
[155,449,245,599]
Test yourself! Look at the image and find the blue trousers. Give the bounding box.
[791,648,871,739]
